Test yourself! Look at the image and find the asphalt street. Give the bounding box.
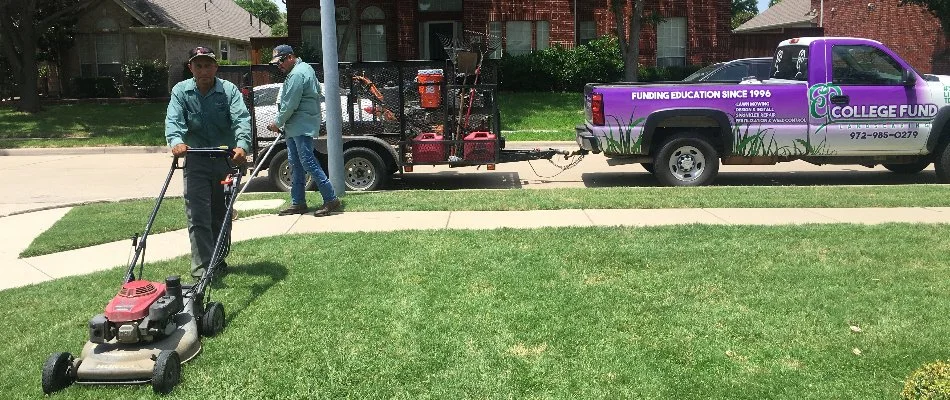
[0,142,941,216]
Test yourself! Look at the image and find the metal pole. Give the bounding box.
[320,0,345,196]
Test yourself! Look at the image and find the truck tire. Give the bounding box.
[641,163,655,174]
[343,147,388,191]
[654,133,719,187]
[268,149,316,192]
[936,140,950,183]
[882,160,930,174]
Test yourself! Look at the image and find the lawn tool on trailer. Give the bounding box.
[42,147,242,395]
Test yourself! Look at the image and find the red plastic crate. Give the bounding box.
[411,133,446,163]
[463,131,496,162]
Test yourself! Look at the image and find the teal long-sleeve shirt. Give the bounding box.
[275,58,323,138]
[165,77,251,152]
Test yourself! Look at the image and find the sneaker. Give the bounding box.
[313,198,342,217]
[278,203,308,216]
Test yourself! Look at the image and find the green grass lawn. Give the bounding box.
[3,225,949,398]
[0,92,581,148]
[20,185,950,258]
[497,91,583,141]
[0,103,167,148]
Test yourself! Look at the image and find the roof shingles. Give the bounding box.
[121,0,271,40]
[734,0,817,33]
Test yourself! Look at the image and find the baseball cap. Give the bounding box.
[270,44,294,64]
[188,46,217,63]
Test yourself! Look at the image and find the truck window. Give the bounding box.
[708,63,749,81]
[831,45,903,85]
[771,45,808,81]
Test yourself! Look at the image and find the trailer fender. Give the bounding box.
[641,109,733,156]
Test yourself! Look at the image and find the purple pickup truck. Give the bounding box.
[575,37,950,186]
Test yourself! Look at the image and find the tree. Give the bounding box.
[0,0,96,113]
[235,0,281,27]
[271,12,287,37]
[609,0,646,82]
[732,0,758,29]
[900,0,950,39]
[768,0,782,6]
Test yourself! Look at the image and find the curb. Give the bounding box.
[0,146,169,156]
[0,142,578,156]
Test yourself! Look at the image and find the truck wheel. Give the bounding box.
[936,140,950,183]
[343,147,388,191]
[882,160,930,174]
[268,149,316,192]
[152,350,180,394]
[654,133,719,187]
[42,352,75,394]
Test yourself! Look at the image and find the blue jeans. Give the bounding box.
[286,135,336,206]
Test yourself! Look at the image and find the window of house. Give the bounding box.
[505,21,532,56]
[360,6,386,61]
[80,18,122,78]
[656,17,686,67]
[488,21,502,59]
[578,21,596,45]
[299,6,356,62]
[831,45,903,85]
[218,40,230,61]
[418,0,461,12]
[300,7,322,56]
[536,21,549,51]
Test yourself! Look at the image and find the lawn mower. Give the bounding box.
[41,147,249,395]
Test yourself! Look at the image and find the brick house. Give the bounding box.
[734,0,948,74]
[63,0,271,96]
[813,0,948,74]
[282,0,732,67]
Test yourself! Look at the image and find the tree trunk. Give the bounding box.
[4,0,41,112]
[611,0,644,82]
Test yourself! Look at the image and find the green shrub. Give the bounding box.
[122,59,168,97]
[72,77,119,98]
[902,360,950,399]
[498,36,623,92]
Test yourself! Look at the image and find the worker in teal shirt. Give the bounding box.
[267,44,342,217]
[165,46,251,280]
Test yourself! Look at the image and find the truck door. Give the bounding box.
[817,43,929,154]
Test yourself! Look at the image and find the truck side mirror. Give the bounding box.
[902,69,916,87]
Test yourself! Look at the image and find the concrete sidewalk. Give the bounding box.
[4,205,950,291]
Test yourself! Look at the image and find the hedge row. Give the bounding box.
[498,36,705,92]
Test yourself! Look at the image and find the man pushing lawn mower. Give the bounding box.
[165,46,251,281]
[40,46,251,395]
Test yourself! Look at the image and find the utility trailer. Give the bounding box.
[242,57,570,192]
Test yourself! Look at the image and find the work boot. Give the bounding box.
[278,203,308,216]
[313,198,342,217]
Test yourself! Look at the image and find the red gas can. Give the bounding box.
[463,131,496,162]
[411,132,446,163]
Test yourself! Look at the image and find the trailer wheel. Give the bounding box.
[42,352,75,394]
[344,147,388,191]
[268,149,316,192]
[152,350,180,394]
[201,301,226,337]
[654,133,719,187]
[882,160,930,174]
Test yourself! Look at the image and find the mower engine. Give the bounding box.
[88,276,184,344]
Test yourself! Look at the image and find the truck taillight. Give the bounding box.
[591,93,604,126]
